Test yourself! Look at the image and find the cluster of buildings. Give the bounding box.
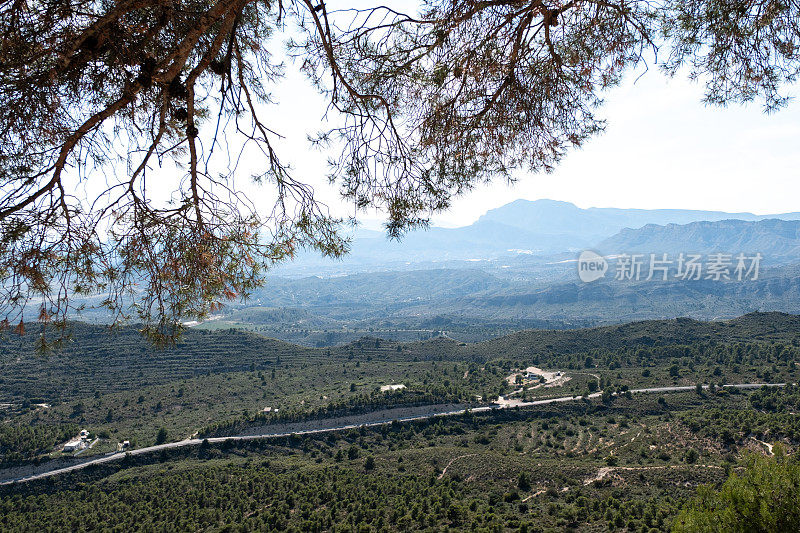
[525,370,561,382]
[63,429,90,452]
[63,430,133,454]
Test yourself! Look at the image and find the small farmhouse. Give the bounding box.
[63,439,85,452]
[63,429,91,452]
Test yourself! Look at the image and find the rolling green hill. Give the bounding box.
[468,312,800,360]
[2,313,800,531]
[2,312,799,405]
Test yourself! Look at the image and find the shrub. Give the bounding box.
[674,448,800,532]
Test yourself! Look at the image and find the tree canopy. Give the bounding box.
[674,447,800,533]
[1,0,798,340]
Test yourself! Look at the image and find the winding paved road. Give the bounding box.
[0,382,785,486]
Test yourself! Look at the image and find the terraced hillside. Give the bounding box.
[3,312,798,403]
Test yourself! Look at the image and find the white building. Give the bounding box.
[64,439,86,452]
[64,429,91,452]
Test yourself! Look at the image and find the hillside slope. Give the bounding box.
[3,313,799,402]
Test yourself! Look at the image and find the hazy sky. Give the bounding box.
[151,1,798,233]
[432,71,800,227]
[261,58,800,230]
[69,3,799,234]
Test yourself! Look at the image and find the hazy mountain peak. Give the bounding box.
[477,199,800,241]
[274,199,800,276]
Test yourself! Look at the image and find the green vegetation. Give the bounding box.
[2,313,799,463]
[4,391,788,531]
[0,313,799,530]
[0,424,78,466]
[6,357,505,454]
[204,263,800,348]
[682,385,800,444]
[0,396,723,531]
[199,303,588,346]
[674,449,800,532]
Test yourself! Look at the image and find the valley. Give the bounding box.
[2,313,800,530]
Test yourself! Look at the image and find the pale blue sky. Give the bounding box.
[125,2,800,232]
[261,59,800,230]
[244,1,800,230]
[429,72,800,227]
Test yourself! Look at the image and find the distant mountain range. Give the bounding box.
[225,259,800,345]
[479,199,800,241]
[67,199,800,344]
[597,219,800,262]
[274,199,800,275]
[242,212,800,344]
